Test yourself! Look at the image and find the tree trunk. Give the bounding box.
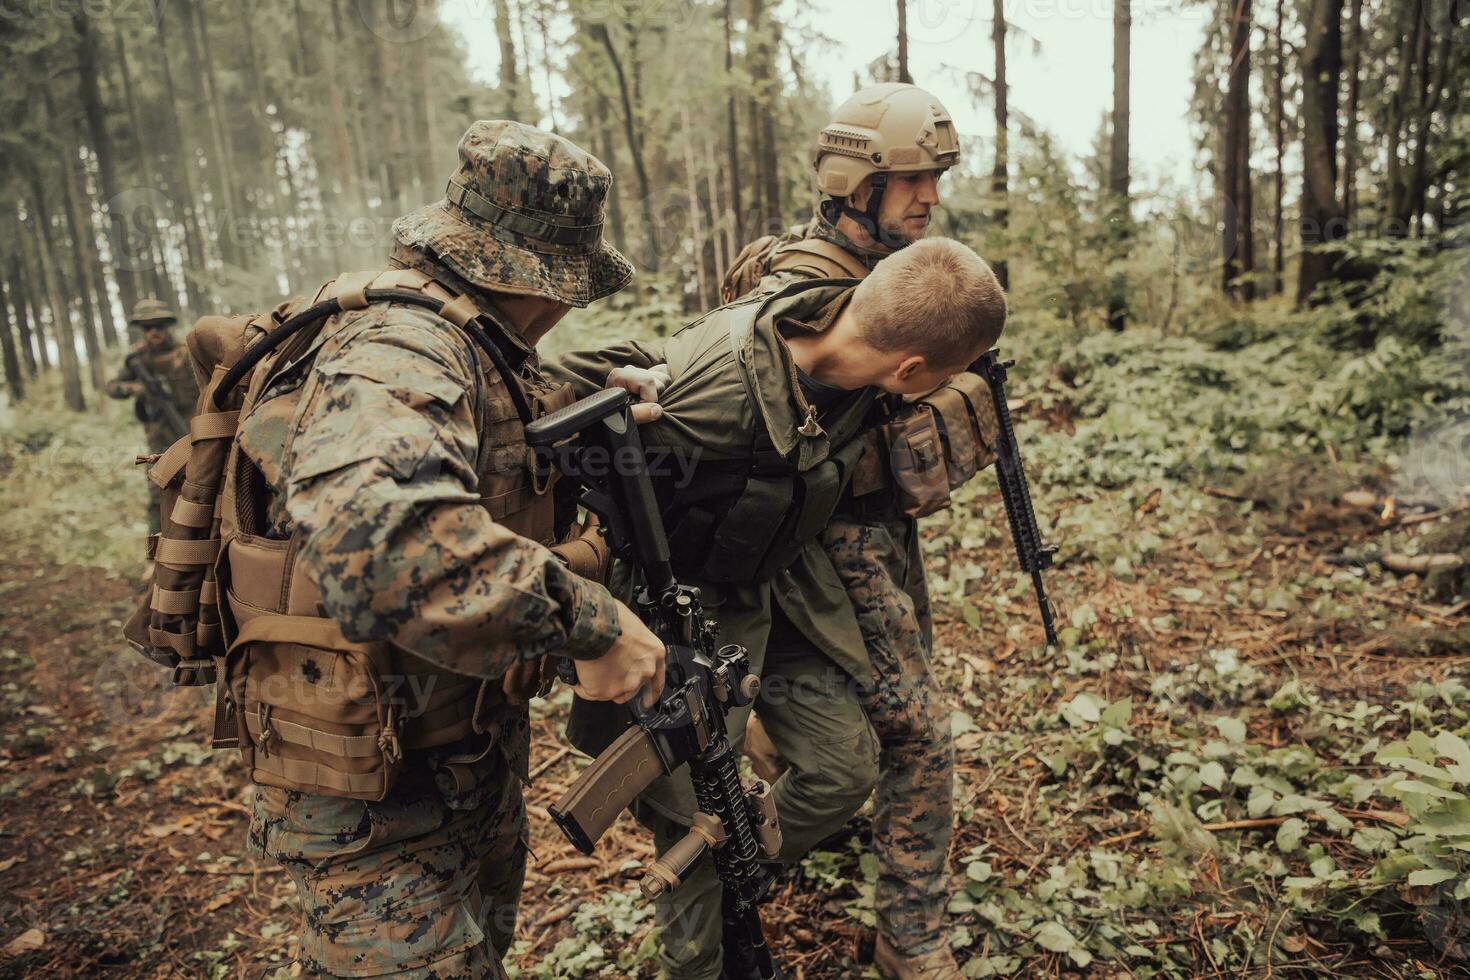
[897,1,911,83]
[1272,0,1286,294]
[54,108,107,390]
[189,0,244,267]
[1383,1,1420,236]
[1341,0,1363,225]
[7,249,38,378]
[594,23,660,271]
[1107,0,1131,328]
[1296,0,1346,305]
[724,0,744,244]
[680,107,712,309]
[749,0,781,235]
[0,265,24,402]
[593,97,628,252]
[152,0,208,310]
[704,133,730,279]
[1222,0,1255,302]
[495,0,522,119]
[1405,30,1450,236]
[991,0,1010,292]
[73,10,139,316]
[535,1,561,131]
[26,180,86,410]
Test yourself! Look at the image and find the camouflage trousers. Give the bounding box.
[248,738,526,978]
[820,515,955,956]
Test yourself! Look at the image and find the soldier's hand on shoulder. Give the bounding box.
[607,366,671,424]
[573,601,666,708]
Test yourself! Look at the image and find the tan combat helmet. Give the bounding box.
[813,83,960,244]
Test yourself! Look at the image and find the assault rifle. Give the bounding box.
[126,354,190,443]
[974,350,1060,647]
[524,388,783,979]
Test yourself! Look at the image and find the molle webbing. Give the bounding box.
[767,237,872,281]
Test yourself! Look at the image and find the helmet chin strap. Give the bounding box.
[822,174,911,253]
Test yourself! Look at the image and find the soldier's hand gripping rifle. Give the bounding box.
[126,354,190,443]
[974,350,1060,647]
[524,388,783,980]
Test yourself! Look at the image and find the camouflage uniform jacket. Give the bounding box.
[233,277,622,772]
[105,338,199,450]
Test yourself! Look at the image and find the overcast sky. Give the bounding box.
[443,0,1210,190]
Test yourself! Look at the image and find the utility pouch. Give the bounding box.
[227,602,404,802]
[922,371,999,489]
[883,408,951,519]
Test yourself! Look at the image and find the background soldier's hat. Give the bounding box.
[392,120,634,308]
[130,298,177,325]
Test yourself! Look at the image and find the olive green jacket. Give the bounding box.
[550,278,877,683]
[548,280,882,818]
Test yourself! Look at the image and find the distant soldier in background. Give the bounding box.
[106,299,199,533]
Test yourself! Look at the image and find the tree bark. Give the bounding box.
[1340,0,1363,224]
[1296,0,1346,305]
[992,0,1010,292]
[535,1,561,131]
[748,0,781,235]
[189,0,244,266]
[7,249,38,378]
[897,1,911,83]
[1272,0,1286,294]
[53,105,107,390]
[73,10,139,316]
[153,0,210,312]
[593,23,660,271]
[0,264,24,402]
[593,95,628,252]
[1405,30,1450,236]
[1383,0,1420,237]
[1222,0,1255,302]
[680,107,712,310]
[26,179,86,410]
[1107,0,1131,328]
[495,0,522,119]
[724,0,744,244]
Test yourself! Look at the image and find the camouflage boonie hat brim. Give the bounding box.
[392,121,634,308]
[130,298,177,325]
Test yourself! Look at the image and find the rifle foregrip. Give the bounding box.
[548,724,668,855]
[639,811,726,900]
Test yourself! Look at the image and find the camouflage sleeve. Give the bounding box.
[282,307,622,678]
[105,357,139,400]
[544,340,668,399]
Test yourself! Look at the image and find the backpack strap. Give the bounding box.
[768,237,873,281]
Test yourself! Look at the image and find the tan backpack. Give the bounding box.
[719,229,875,305]
[124,269,593,800]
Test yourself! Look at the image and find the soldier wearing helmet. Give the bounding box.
[106,298,199,533]
[714,82,975,980]
[721,82,961,302]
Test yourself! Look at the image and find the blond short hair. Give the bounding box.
[852,239,1008,367]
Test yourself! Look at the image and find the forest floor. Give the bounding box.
[1,328,1468,979]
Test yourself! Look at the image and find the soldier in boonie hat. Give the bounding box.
[129,297,178,326]
[392,120,634,308]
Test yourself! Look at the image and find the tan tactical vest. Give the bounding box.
[126,269,574,801]
[719,232,874,304]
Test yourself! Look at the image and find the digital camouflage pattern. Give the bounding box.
[235,121,632,974]
[820,518,952,955]
[392,120,634,308]
[237,301,620,683]
[250,747,526,978]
